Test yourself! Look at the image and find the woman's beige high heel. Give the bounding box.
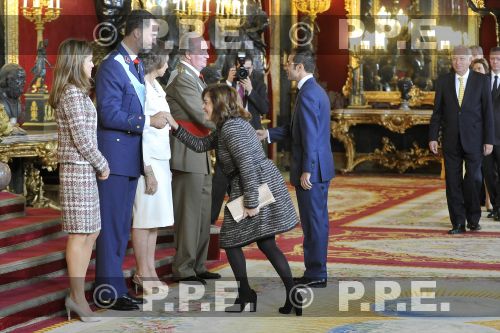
[132,274,169,295]
[65,296,100,322]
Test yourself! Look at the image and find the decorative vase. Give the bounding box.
[0,162,11,190]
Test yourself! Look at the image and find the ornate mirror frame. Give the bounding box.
[342,0,483,107]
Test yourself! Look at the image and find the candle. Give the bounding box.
[216,0,220,14]
[48,0,53,8]
[205,0,209,12]
[56,0,60,8]
[23,0,27,8]
[243,0,247,15]
[174,0,180,11]
[33,0,40,7]
[182,0,186,12]
[236,0,241,15]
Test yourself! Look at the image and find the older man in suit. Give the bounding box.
[429,45,494,234]
[166,33,220,283]
[94,10,168,310]
[257,48,334,288]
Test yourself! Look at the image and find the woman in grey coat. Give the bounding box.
[166,84,301,315]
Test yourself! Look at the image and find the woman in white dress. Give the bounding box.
[132,44,173,294]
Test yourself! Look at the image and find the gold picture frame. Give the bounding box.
[343,0,483,107]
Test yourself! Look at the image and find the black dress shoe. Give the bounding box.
[197,271,221,279]
[487,211,496,218]
[96,297,139,311]
[293,276,327,288]
[176,276,207,285]
[467,224,482,231]
[448,226,466,234]
[123,293,147,305]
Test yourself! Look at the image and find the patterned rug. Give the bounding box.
[31,175,500,333]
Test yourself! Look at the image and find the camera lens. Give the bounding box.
[237,66,248,80]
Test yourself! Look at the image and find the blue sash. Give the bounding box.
[114,54,145,110]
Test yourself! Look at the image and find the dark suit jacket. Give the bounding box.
[228,72,269,129]
[429,70,494,154]
[268,77,335,186]
[246,72,269,129]
[488,73,500,145]
[95,44,145,177]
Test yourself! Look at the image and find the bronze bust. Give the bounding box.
[0,63,27,135]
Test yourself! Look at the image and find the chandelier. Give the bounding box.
[145,0,247,17]
[293,0,331,21]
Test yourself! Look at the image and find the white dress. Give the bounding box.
[133,79,174,228]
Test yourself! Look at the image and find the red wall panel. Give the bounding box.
[18,0,98,91]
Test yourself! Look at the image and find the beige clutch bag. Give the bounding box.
[226,183,276,222]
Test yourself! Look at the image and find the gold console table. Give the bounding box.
[0,132,58,208]
[331,108,441,173]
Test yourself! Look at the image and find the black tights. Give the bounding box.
[225,236,294,299]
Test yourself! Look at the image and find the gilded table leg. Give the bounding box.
[331,119,355,173]
[24,162,59,209]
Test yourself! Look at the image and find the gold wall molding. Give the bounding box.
[6,0,19,64]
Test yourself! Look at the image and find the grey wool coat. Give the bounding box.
[173,117,298,248]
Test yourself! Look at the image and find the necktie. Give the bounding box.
[237,83,246,106]
[493,75,498,98]
[458,76,465,107]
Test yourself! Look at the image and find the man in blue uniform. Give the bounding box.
[94,9,168,311]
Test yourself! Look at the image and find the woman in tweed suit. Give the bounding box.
[166,84,301,315]
[48,39,109,322]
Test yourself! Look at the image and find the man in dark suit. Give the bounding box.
[166,33,220,284]
[210,55,270,225]
[257,48,335,288]
[94,10,168,310]
[429,45,494,234]
[483,47,500,220]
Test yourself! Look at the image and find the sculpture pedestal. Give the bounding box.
[21,93,56,131]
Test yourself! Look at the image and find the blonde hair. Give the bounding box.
[48,39,92,109]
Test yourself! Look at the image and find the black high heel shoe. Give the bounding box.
[279,288,303,316]
[225,289,257,313]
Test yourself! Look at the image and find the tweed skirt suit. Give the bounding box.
[56,85,108,233]
[173,117,298,248]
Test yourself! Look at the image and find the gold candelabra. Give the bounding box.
[293,0,331,22]
[22,0,62,45]
[145,0,247,23]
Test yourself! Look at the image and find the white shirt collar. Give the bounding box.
[180,60,201,77]
[297,74,313,90]
[121,41,137,61]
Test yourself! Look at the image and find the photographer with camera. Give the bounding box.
[210,53,270,225]
[223,53,269,130]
